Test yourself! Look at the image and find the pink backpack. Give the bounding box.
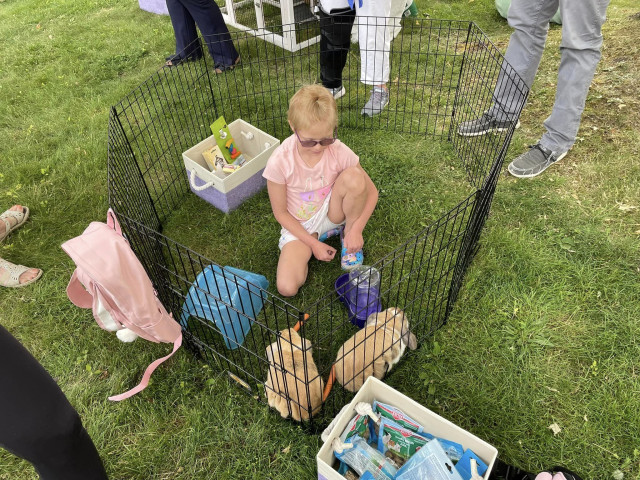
[61,209,182,401]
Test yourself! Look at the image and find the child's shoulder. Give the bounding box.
[270,135,296,160]
[328,139,358,163]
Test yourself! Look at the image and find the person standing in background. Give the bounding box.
[458,0,611,178]
[318,0,394,117]
[165,0,240,73]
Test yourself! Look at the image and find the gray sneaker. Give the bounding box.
[361,87,389,117]
[457,112,520,137]
[327,85,346,100]
[507,143,567,178]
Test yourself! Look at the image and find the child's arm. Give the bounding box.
[267,181,337,262]
[343,166,379,253]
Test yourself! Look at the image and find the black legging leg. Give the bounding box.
[319,7,356,89]
[0,325,108,480]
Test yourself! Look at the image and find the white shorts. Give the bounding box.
[278,192,345,250]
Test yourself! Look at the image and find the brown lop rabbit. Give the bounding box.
[334,308,418,392]
[264,328,324,421]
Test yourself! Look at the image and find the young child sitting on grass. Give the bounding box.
[263,84,379,297]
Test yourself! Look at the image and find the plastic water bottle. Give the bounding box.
[347,266,381,325]
[349,265,380,293]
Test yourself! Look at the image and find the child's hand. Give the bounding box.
[342,229,364,254]
[312,241,336,262]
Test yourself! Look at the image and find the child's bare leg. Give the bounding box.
[277,240,313,297]
[327,166,368,233]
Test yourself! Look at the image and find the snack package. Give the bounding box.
[340,412,371,444]
[210,116,246,166]
[369,400,425,443]
[369,400,464,463]
[377,417,430,466]
[395,438,464,480]
[333,436,397,480]
[202,144,227,172]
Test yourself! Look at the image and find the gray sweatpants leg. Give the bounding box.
[492,0,610,153]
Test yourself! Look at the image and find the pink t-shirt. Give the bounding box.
[263,134,359,221]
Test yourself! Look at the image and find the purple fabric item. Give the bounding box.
[138,0,169,15]
[187,168,267,213]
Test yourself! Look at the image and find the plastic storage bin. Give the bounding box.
[182,119,280,213]
[317,377,498,480]
[180,265,269,349]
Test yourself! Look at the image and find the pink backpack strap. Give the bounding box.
[106,208,122,236]
[66,270,93,309]
[107,334,182,402]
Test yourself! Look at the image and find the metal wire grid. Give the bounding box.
[107,17,527,425]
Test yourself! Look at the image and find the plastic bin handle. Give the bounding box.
[189,168,216,191]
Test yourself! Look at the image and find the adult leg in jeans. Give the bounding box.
[182,0,238,69]
[540,0,610,153]
[491,0,560,122]
[166,0,204,60]
[492,0,610,149]
[166,0,238,68]
[0,325,108,480]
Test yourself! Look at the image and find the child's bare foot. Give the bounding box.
[0,205,30,242]
[0,258,42,288]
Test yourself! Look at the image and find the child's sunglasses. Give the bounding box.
[295,128,337,148]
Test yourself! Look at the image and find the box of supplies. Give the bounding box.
[182,119,279,213]
[317,377,498,480]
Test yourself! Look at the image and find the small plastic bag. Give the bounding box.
[395,438,464,480]
[333,436,398,480]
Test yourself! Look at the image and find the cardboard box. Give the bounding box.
[183,119,279,213]
[317,377,498,480]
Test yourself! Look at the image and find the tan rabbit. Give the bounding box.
[264,328,324,422]
[334,308,418,392]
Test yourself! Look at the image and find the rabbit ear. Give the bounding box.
[407,332,418,350]
[265,341,279,363]
[400,315,418,350]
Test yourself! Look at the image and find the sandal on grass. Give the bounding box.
[214,56,241,74]
[0,206,29,243]
[0,258,42,288]
[165,53,202,68]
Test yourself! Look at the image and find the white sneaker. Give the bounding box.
[326,85,346,100]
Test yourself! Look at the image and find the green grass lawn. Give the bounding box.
[1,0,639,479]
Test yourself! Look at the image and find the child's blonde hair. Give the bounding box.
[288,84,338,132]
